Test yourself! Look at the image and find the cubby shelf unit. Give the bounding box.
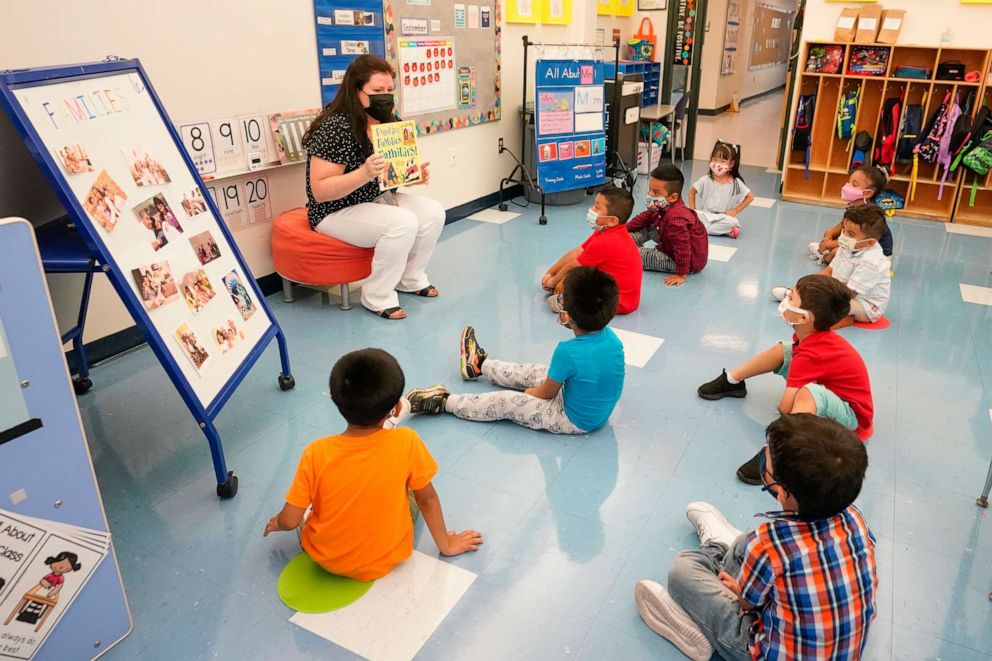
[782,42,992,224]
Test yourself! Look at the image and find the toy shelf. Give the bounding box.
[605,60,662,107]
[782,41,992,224]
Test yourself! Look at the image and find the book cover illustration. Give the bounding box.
[371,120,422,191]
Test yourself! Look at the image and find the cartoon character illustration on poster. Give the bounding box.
[4,552,81,632]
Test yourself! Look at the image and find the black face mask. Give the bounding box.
[364,93,395,123]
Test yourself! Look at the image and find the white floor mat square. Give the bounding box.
[946,223,992,238]
[466,209,521,224]
[290,551,476,661]
[708,244,738,262]
[960,284,992,306]
[750,196,777,208]
[612,327,664,368]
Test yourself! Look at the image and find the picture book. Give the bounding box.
[371,120,422,191]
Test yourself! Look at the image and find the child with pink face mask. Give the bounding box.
[688,142,754,239]
[809,166,893,265]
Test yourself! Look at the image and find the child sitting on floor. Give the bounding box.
[809,165,894,264]
[776,205,891,328]
[541,185,642,315]
[697,274,873,483]
[263,348,482,580]
[687,141,754,238]
[406,266,624,434]
[634,414,877,661]
[627,164,709,287]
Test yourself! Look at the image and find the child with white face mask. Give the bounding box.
[697,274,874,484]
[809,165,894,265]
[688,142,754,238]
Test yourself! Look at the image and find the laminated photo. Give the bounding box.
[181,188,209,218]
[173,322,211,373]
[131,260,179,310]
[133,194,184,251]
[213,318,245,355]
[180,269,216,314]
[222,270,256,321]
[56,144,93,175]
[189,230,221,265]
[121,146,172,186]
[82,170,127,233]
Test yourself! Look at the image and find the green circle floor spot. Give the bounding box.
[277,552,374,613]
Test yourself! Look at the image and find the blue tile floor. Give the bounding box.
[82,161,992,660]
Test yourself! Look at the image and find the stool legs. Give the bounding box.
[339,284,353,311]
[281,278,296,303]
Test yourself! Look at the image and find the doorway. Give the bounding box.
[662,0,709,161]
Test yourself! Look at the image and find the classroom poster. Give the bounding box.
[534,60,606,194]
[398,38,457,116]
[371,120,422,190]
[672,0,697,66]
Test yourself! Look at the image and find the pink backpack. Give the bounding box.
[937,92,963,200]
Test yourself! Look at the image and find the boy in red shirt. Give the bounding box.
[626,164,709,287]
[697,274,873,483]
[542,185,642,315]
[263,348,482,580]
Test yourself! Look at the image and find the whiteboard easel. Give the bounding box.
[0,59,296,499]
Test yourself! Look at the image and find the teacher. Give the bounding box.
[303,55,445,320]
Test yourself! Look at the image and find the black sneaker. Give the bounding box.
[697,370,747,400]
[407,385,450,414]
[736,449,763,485]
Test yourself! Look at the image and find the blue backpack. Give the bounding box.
[793,93,816,179]
[837,88,859,142]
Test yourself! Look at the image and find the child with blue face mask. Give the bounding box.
[541,186,642,315]
[626,164,709,287]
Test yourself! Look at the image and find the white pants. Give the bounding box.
[849,298,871,322]
[444,359,586,434]
[696,211,740,236]
[315,191,445,311]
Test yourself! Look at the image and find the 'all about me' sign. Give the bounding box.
[534,60,606,194]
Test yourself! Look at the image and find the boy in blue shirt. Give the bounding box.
[407,266,625,434]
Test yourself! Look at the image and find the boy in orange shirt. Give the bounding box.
[263,348,482,580]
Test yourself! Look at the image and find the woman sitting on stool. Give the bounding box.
[303,54,445,319]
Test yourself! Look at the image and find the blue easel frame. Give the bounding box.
[0,59,295,499]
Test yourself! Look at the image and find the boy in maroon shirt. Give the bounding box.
[627,164,709,287]
[697,274,874,484]
[542,186,642,314]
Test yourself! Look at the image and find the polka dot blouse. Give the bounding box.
[305,113,380,229]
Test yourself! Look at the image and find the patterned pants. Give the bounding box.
[629,227,678,273]
[444,359,586,434]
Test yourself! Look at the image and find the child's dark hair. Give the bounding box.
[45,551,81,572]
[843,204,887,241]
[766,414,867,520]
[329,348,405,426]
[709,141,746,193]
[561,266,618,332]
[853,164,887,197]
[596,185,634,224]
[649,163,685,196]
[795,274,852,330]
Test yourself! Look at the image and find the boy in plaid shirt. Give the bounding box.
[635,414,877,660]
[627,163,709,287]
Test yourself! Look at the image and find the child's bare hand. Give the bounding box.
[725,209,738,217]
[263,516,281,537]
[664,274,686,287]
[441,529,483,556]
[541,273,554,290]
[718,570,740,595]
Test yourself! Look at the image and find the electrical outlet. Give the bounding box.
[448,147,456,167]
[498,137,504,153]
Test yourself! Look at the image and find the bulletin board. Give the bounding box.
[0,66,274,410]
[748,4,793,70]
[383,0,502,135]
[314,0,388,107]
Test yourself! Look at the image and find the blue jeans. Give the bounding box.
[667,534,756,661]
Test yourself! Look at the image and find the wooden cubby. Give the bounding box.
[783,42,992,224]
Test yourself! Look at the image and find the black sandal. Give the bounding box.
[371,306,407,320]
[402,285,439,297]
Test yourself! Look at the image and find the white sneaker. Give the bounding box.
[807,241,823,260]
[770,285,789,301]
[634,580,714,661]
[384,397,412,429]
[685,501,743,549]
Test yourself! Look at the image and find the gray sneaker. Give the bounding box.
[634,580,714,661]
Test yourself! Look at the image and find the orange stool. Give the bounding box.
[271,208,374,310]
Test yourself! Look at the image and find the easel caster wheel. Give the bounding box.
[217,472,238,499]
[978,497,989,508]
[278,374,296,391]
[498,203,508,212]
[73,378,93,395]
[539,216,548,225]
